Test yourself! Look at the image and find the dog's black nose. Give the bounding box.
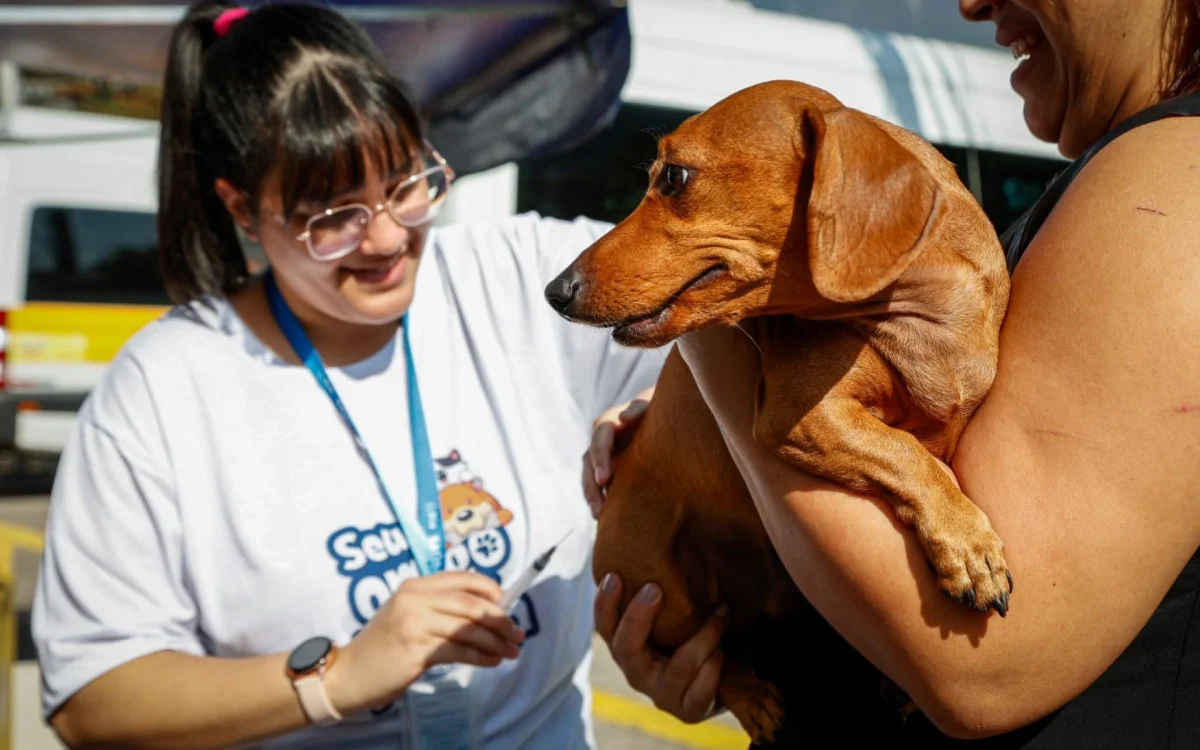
[544,271,582,314]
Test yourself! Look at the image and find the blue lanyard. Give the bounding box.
[263,271,445,576]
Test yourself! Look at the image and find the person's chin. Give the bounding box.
[1016,81,1067,149]
[1012,56,1064,140]
[1023,103,1062,145]
[347,279,417,325]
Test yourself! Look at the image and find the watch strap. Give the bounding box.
[293,672,344,725]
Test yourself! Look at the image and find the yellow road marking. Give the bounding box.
[592,690,750,750]
[0,521,45,554]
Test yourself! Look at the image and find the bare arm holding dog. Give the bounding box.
[670,120,1200,739]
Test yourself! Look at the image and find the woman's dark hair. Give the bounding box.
[1164,1,1200,98]
[158,1,424,303]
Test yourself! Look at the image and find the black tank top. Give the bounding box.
[900,93,1200,749]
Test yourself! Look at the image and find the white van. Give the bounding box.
[0,106,164,457]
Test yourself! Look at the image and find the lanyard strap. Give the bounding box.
[263,271,445,576]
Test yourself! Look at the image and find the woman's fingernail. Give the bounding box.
[600,573,618,594]
[637,583,660,604]
[594,466,606,485]
[716,605,730,622]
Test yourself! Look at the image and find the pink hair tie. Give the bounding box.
[213,7,249,37]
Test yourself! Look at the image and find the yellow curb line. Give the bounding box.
[592,690,750,750]
[0,522,44,554]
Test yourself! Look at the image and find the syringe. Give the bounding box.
[498,528,574,612]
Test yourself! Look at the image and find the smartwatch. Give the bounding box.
[286,636,344,725]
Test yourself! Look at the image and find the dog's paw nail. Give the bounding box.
[962,589,976,610]
[1006,570,1014,593]
[994,592,1009,618]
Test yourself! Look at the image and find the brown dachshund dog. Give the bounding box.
[545,80,1012,745]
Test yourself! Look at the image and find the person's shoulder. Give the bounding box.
[426,211,613,277]
[80,297,247,427]
[1012,112,1200,387]
[1037,114,1200,275]
[1097,109,1200,163]
[429,210,612,245]
[1067,114,1200,227]
[110,296,246,371]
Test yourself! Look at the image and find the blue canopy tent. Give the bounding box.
[0,1,632,175]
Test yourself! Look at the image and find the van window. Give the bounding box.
[517,103,696,225]
[976,149,1066,234]
[25,206,169,305]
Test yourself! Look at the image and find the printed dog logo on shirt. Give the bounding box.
[436,450,514,566]
[327,449,539,638]
[441,480,514,549]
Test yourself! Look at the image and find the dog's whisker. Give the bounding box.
[641,125,668,142]
[736,321,765,357]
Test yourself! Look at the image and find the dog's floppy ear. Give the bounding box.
[804,107,947,302]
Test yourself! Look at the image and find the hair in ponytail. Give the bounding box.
[157,1,424,303]
[158,1,240,304]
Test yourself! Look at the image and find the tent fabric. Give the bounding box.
[0,1,632,175]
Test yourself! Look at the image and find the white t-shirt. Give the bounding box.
[32,212,665,749]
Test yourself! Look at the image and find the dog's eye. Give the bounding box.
[660,164,689,196]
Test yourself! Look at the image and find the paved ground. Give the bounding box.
[0,492,747,750]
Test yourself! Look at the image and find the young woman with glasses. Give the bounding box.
[31,3,661,748]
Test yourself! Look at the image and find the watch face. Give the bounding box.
[288,636,333,674]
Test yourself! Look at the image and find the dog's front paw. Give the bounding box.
[921,501,1013,616]
[720,675,784,746]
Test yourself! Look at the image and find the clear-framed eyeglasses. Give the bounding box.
[284,145,455,262]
